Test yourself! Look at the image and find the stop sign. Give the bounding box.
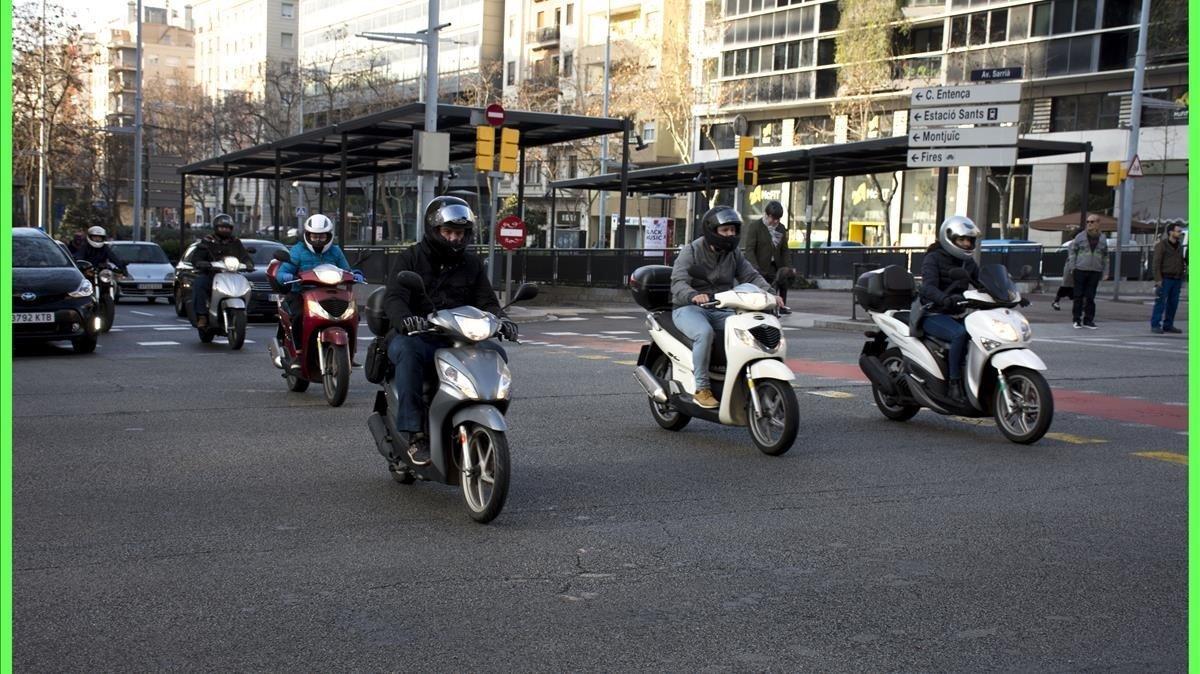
[485,103,505,127]
[496,215,526,251]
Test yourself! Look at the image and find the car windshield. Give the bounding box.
[977,263,1019,302]
[14,236,73,268]
[112,244,169,263]
[248,243,287,265]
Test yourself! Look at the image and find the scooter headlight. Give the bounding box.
[98,269,114,283]
[68,278,94,298]
[989,318,1020,342]
[437,357,480,399]
[306,298,333,320]
[733,327,759,349]
[497,360,512,399]
[455,315,496,342]
[223,255,241,271]
[1018,316,1032,341]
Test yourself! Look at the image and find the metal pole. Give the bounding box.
[133,0,145,240]
[488,173,499,285]
[338,133,348,245]
[1113,0,1152,300]
[804,155,815,278]
[179,174,187,254]
[318,171,325,213]
[597,0,611,247]
[517,145,526,220]
[418,0,440,226]
[273,150,281,241]
[935,167,949,224]
[550,187,557,249]
[618,122,630,249]
[371,170,379,245]
[36,0,47,231]
[222,165,230,213]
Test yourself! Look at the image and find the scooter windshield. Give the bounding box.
[977,264,1020,303]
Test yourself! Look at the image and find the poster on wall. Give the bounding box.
[643,218,669,256]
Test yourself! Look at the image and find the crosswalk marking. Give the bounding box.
[543,331,580,336]
[131,310,154,317]
[603,315,635,320]
[601,330,639,335]
[137,341,180,346]
[556,317,587,322]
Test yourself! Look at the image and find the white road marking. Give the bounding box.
[1035,338,1177,354]
[603,315,635,319]
[556,317,587,322]
[543,331,580,336]
[131,310,155,316]
[601,330,639,335]
[137,341,180,346]
[154,327,191,331]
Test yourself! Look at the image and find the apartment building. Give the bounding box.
[192,0,299,99]
[692,0,1188,248]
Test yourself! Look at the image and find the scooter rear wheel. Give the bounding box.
[459,423,510,524]
[648,354,690,431]
[872,348,920,421]
[747,378,799,456]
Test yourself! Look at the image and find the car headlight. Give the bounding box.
[989,318,1020,342]
[223,255,241,271]
[437,358,479,399]
[68,278,94,298]
[456,316,496,341]
[164,271,176,282]
[497,360,512,399]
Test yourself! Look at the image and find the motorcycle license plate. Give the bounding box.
[13,312,54,323]
[137,283,162,290]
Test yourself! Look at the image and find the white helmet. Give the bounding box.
[938,215,980,262]
[87,226,107,248]
[303,214,334,254]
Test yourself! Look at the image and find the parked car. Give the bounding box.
[109,241,175,303]
[173,238,290,319]
[12,228,100,353]
[817,240,867,248]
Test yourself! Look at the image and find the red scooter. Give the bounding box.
[266,252,358,406]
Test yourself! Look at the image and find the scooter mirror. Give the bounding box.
[75,260,94,272]
[396,271,426,294]
[272,250,291,263]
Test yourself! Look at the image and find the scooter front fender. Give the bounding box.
[220,297,246,310]
[990,348,1047,372]
[451,404,509,432]
[747,358,795,382]
[319,326,349,346]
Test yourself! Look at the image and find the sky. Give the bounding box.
[17,0,142,34]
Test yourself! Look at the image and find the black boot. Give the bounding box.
[947,378,966,405]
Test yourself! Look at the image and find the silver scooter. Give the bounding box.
[190,255,252,350]
[364,272,538,524]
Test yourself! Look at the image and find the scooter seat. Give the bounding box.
[651,310,728,367]
[892,310,910,325]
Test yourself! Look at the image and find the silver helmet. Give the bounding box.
[938,215,980,262]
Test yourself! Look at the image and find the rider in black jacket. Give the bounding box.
[191,213,254,327]
[383,196,518,467]
[73,226,127,272]
[918,215,981,404]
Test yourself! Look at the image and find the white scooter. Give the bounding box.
[629,265,799,456]
[855,263,1053,444]
[189,255,252,350]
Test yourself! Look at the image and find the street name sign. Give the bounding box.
[911,83,1021,106]
[970,67,1023,82]
[908,147,1017,168]
[909,126,1019,147]
[909,103,1020,127]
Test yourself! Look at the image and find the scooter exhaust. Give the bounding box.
[267,338,284,369]
[634,366,669,404]
[858,354,897,397]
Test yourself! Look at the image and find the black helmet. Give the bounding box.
[212,213,235,240]
[764,200,784,220]
[700,206,742,253]
[423,196,476,260]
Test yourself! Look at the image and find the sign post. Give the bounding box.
[906,82,1022,170]
[497,215,526,302]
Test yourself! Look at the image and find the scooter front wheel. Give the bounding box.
[747,378,799,456]
[993,367,1053,444]
[323,343,351,407]
[227,309,247,350]
[99,296,115,333]
[459,423,510,524]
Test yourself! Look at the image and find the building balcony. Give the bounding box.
[527,26,560,50]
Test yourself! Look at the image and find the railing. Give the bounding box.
[344,245,1156,289]
[527,26,560,44]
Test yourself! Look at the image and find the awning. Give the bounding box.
[1028,211,1154,233]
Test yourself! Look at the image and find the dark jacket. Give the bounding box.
[1152,237,1186,283]
[919,245,979,312]
[741,217,791,277]
[670,237,770,307]
[192,235,253,271]
[74,244,125,271]
[384,240,502,329]
[1067,231,1108,273]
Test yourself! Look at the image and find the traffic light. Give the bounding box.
[1106,160,1127,187]
[736,135,756,187]
[475,126,495,172]
[499,128,520,174]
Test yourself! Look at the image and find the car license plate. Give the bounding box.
[13,312,54,324]
[137,283,162,290]
[269,293,282,302]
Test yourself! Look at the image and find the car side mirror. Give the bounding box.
[75,260,93,272]
[272,250,291,263]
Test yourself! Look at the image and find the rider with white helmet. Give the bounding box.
[276,214,362,351]
[71,225,127,272]
[917,215,982,403]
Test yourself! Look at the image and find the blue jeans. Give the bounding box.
[922,313,969,380]
[192,272,214,317]
[1151,277,1183,330]
[386,333,507,433]
[671,304,733,390]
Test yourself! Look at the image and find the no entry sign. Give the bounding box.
[486,103,505,127]
[497,215,526,251]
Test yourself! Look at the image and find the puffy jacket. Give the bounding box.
[1067,232,1108,273]
[670,237,770,308]
[383,240,502,329]
[192,235,253,271]
[276,242,351,284]
[919,246,979,312]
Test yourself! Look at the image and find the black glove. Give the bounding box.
[942,293,965,310]
[401,315,430,334]
[499,317,519,342]
[1018,297,1031,307]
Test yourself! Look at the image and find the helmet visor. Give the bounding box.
[307,232,331,247]
[953,234,978,251]
[437,204,476,228]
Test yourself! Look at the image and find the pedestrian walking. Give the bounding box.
[1150,223,1186,334]
[1068,214,1108,329]
[741,200,793,314]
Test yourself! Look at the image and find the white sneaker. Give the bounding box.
[1073,321,1083,329]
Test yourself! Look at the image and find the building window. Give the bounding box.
[699,122,735,151]
[641,122,656,142]
[568,154,578,177]
[506,61,516,85]
[281,32,294,49]
[508,17,514,37]
[566,3,574,25]
[1051,92,1120,131]
[281,2,294,18]
[562,52,573,77]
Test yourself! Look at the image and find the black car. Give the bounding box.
[173,238,289,319]
[12,228,100,353]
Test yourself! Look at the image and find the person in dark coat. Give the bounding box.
[918,215,981,404]
[383,196,518,466]
[741,200,793,312]
[1150,222,1186,334]
[191,213,254,327]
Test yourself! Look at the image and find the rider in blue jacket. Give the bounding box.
[276,214,362,354]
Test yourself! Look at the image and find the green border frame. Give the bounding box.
[1189,0,1198,668]
[2,0,14,667]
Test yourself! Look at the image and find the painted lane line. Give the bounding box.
[614,360,638,366]
[578,355,609,360]
[108,328,124,332]
[137,341,181,346]
[808,391,855,399]
[154,327,191,331]
[601,331,639,335]
[556,317,588,322]
[1034,339,1177,354]
[1131,451,1187,465]
[131,310,155,316]
[603,315,635,319]
[543,331,581,336]
[1043,432,1107,445]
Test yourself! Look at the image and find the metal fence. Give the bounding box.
[344,245,1156,288]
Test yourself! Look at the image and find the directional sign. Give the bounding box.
[909,126,1018,147]
[970,67,1023,82]
[911,83,1021,107]
[497,215,526,251]
[909,103,1020,128]
[485,103,505,127]
[907,147,1018,168]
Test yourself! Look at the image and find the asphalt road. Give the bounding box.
[13,301,1187,671]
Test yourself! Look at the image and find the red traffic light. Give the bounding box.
[744,157,756,171]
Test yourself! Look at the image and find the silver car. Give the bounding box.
[110,241,175,303]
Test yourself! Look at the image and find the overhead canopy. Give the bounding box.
[549,136,1092,194]
[1029,211,1154,233]
[178,103,629,182]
